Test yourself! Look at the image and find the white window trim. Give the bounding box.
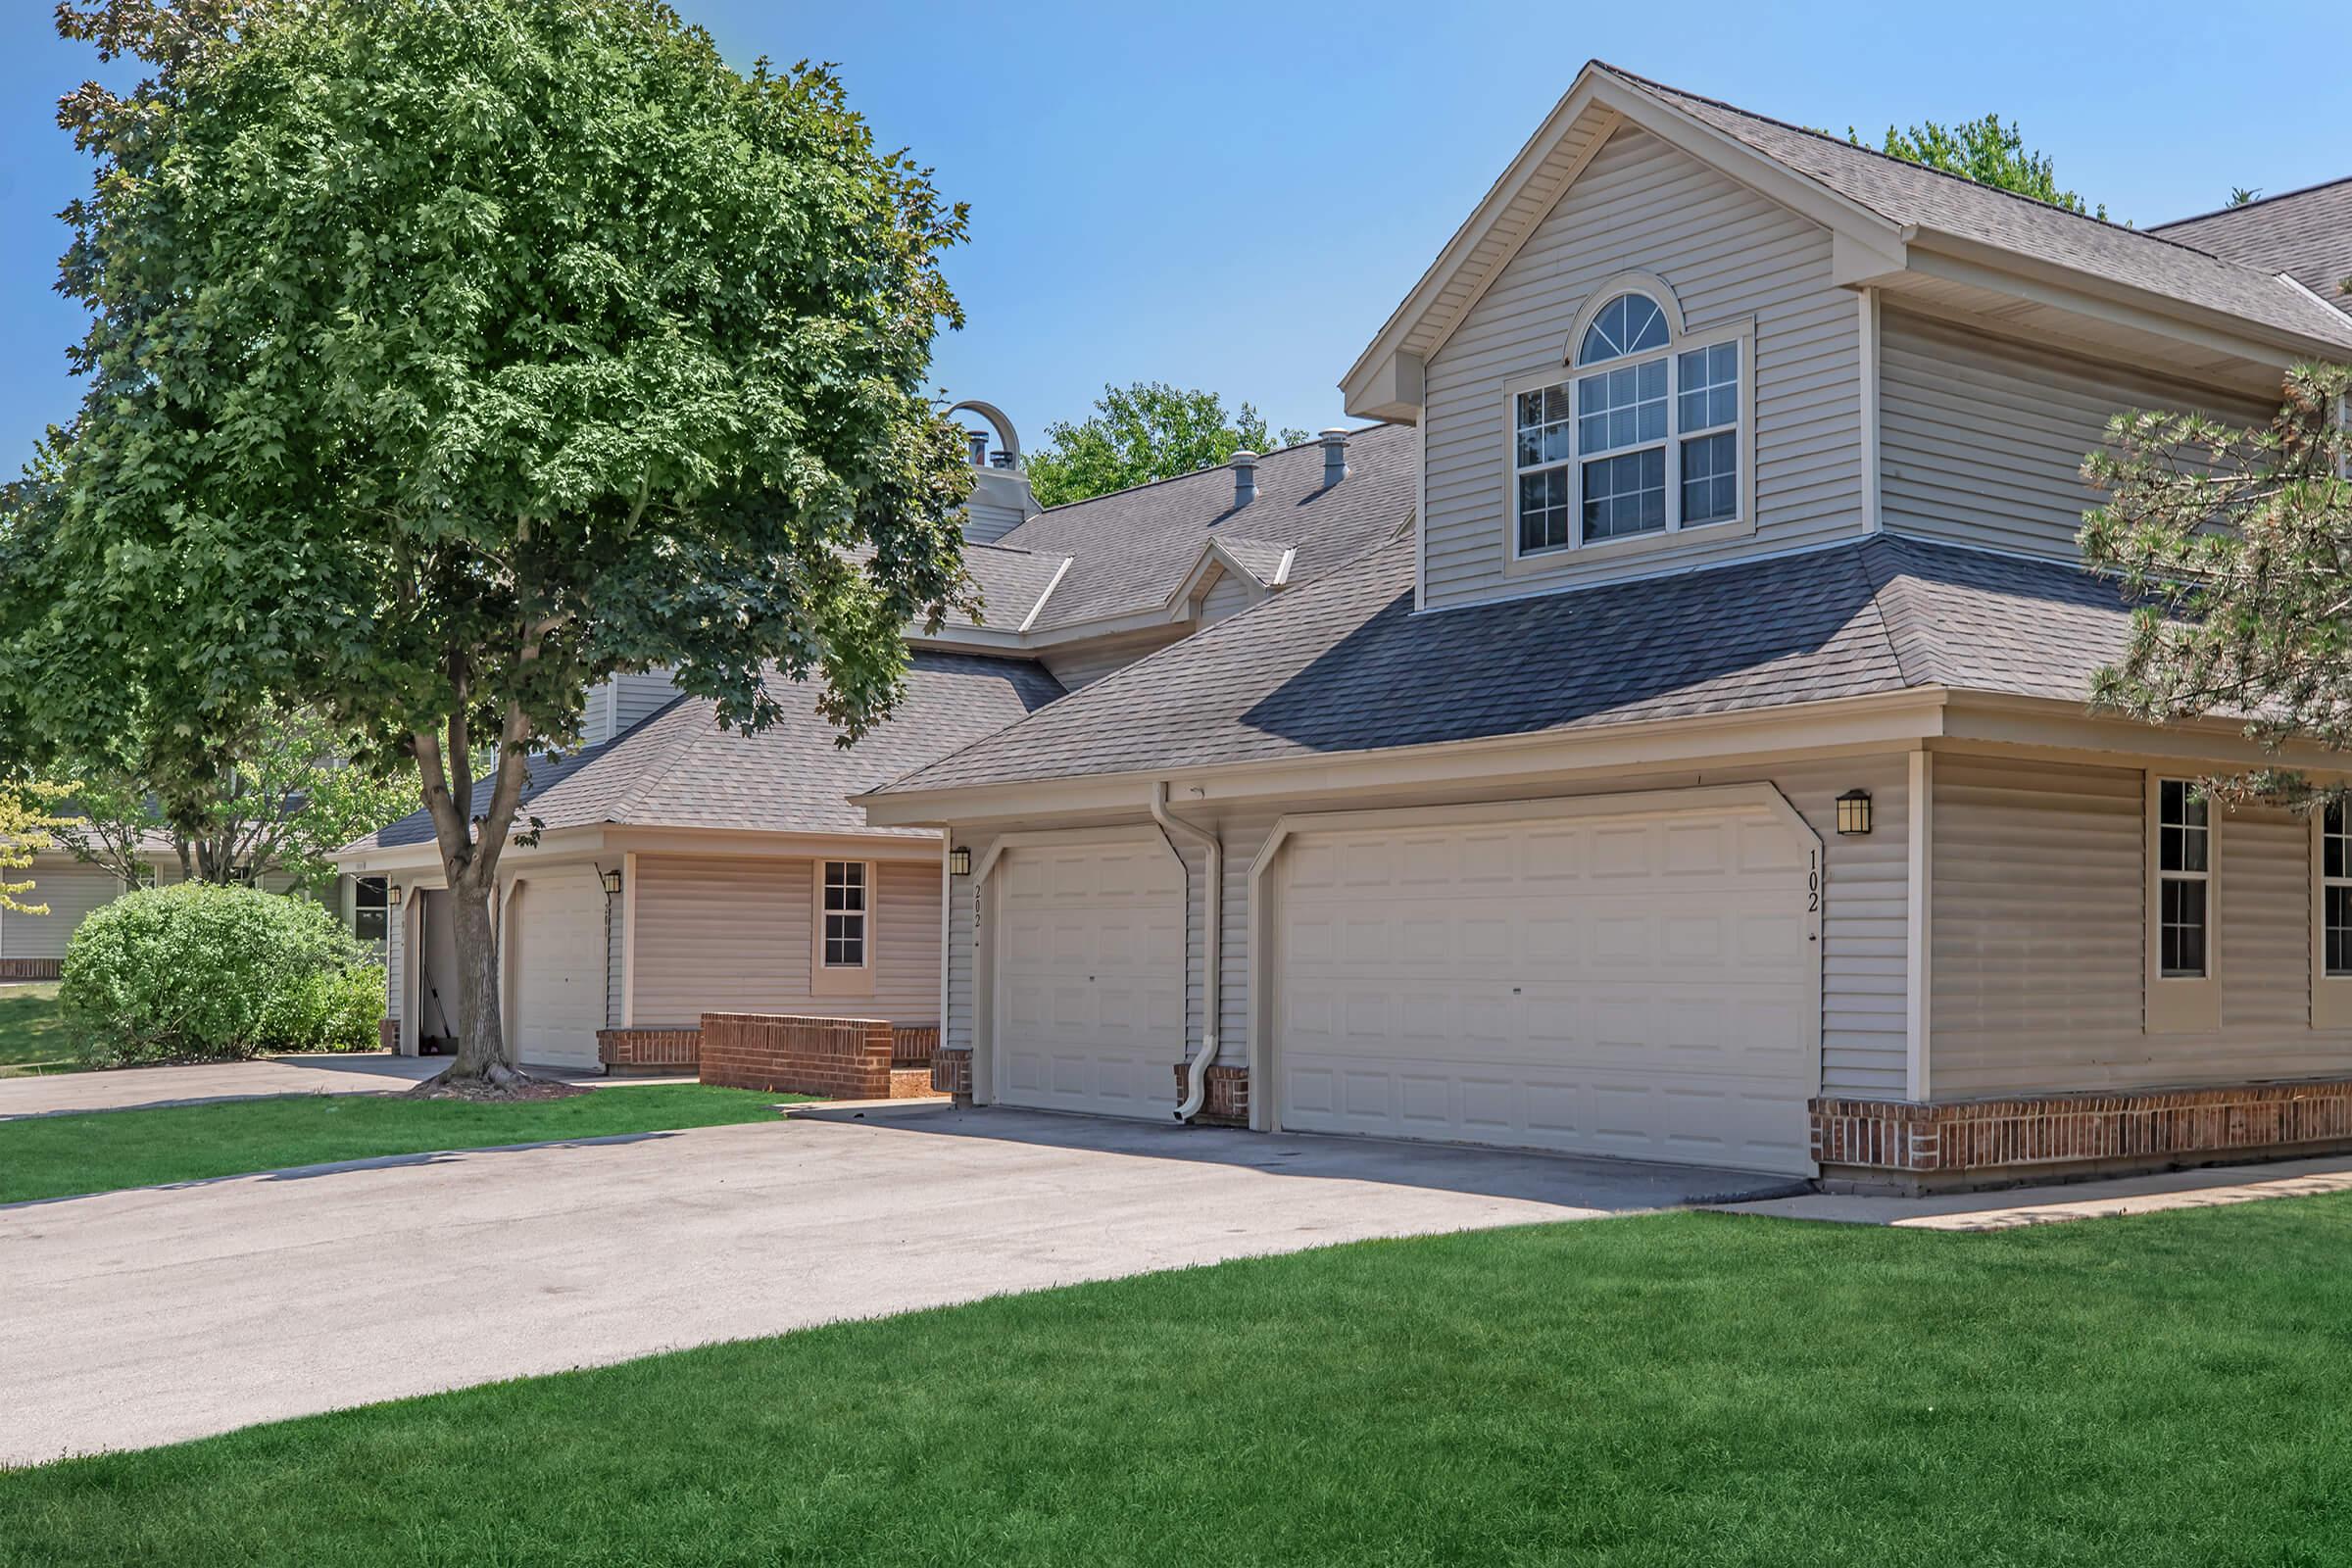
[1502,301,1757,577]
[809,858,877,999]
[2146,774,2219,1034]
[2312,804,2352,1030]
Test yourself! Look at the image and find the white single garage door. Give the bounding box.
[507,868,607,1069]
[994,838,1184,1117]
[1276,796,1817,1175]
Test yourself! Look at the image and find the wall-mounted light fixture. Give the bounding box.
[601,868,623,897]
[1836,789,1873,836]
[948,846,973,877]
[386,883,404,908]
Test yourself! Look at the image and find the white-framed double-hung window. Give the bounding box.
[811,858,876,997]
[1509,280,1753,562]
[2313,800,2352,1029]
[2147,776,2219,1032]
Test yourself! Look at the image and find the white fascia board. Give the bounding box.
[1903,232,2350,368]
[857,689,1948,827]
[1344,66,1907,415]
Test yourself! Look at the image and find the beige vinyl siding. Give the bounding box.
[1930,757,2352,1096]
[1419,124,1863,611]
[612,670,678,737]
[962,494,1029,546]
[605,877,624,1029]
[944,832,992,1055]
[937,755,1913,1098]
[0,858,123,960]
[1040,628,1185,691]
[385,889,406,1016]
[629,854,939,1028]
[1881,313,2275,560]
[1199,572,1255,626]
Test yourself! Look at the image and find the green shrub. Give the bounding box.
[60,883,386,1065]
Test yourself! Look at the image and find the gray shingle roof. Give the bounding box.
[991,423,1417,629]
[358,651,1062,849]
[2150,178,2352,317]
[952,541,1069,630]
[1604,67,2352,353]
[873,533,2147,796]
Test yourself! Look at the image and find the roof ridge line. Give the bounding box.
[597,691,714,826]
[1595,62,2294,275]
[1020,422,1400,518]
[2152,172,2352,230]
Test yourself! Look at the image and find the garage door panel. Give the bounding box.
[511,868,606,1070]
[994,841,1184,1119]
[1278,805,1816,1175]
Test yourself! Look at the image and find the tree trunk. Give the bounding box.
[440,872,518,1085]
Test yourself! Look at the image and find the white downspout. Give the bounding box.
[1151,781,1220,1122]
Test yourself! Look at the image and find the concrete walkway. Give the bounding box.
[0,1054,695,1120]
[0,1103,1783,1464]
[1718,1152,2352,1231]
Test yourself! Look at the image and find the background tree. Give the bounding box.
[2078,364,2352,808]
[47,706,417,896]
[12,0,975,1089]
[1855,114,2105,220]
[0,782,70,916]
[1025,382,1310,507]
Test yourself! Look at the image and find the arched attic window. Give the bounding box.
[1577,292,1669,365]
[1511,282,1748,556]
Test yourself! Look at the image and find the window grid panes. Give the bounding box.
[2325,802,2352,977]
[2157,780,2209,979]
[822,859,867,968]
[1576,293,1669,366]
[1512,292,1742,557]
[1513,385,1573,553]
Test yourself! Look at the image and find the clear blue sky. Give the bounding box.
[3,0,2343,473]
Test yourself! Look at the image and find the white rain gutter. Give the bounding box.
[1150,781,1220,1122]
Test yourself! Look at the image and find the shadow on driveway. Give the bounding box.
[790,1102,1806,1209]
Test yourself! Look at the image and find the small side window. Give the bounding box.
[2155,779,2210,979]
[2324,803,2352,978]
[821,860,868,969]
[354,876,389,944]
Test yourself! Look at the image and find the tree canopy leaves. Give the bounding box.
[2078,364,2352,807]
[1025,382,1309,508]
[8,0,979,1074]
[1855,114,2105,220]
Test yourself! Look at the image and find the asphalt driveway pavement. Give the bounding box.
[0,1102,1792,1464]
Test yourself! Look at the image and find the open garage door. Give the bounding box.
[993,838,1184,1118]
[1274,793,1818,1175]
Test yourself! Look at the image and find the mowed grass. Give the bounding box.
[0,1084,804,1204]
[5,1196,2350,1566]
[0,983,72,1076]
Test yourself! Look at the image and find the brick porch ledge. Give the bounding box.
[1813,1078,2352,1186]
[599,1027,702,1073]
[700,1013,942,1101]
[0,958,61,981]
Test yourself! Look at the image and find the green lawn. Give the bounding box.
[0,1084,803,1205]
[4,1197,2349,1565]
[0,983,73,1076]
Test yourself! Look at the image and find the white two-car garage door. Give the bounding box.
[994,839,1184,1117]
[507,867,608,1070]
[1276,795,1818,1176]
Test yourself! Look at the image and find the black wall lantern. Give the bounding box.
[948,846,974,877]
[1836,789,1873,836]
[601,868,623,897]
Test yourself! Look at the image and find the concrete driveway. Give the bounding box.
[0,1053,449,1119]
[0,1102,1788,1464]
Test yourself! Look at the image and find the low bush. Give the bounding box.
[60,883,386,1065]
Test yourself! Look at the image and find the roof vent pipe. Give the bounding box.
[1319,427,1350,487]
[1229,449,1258,510]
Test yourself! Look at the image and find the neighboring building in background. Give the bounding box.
[0,832,304,980]
[859,62,2352,1194]
[333,406,1413,1070]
